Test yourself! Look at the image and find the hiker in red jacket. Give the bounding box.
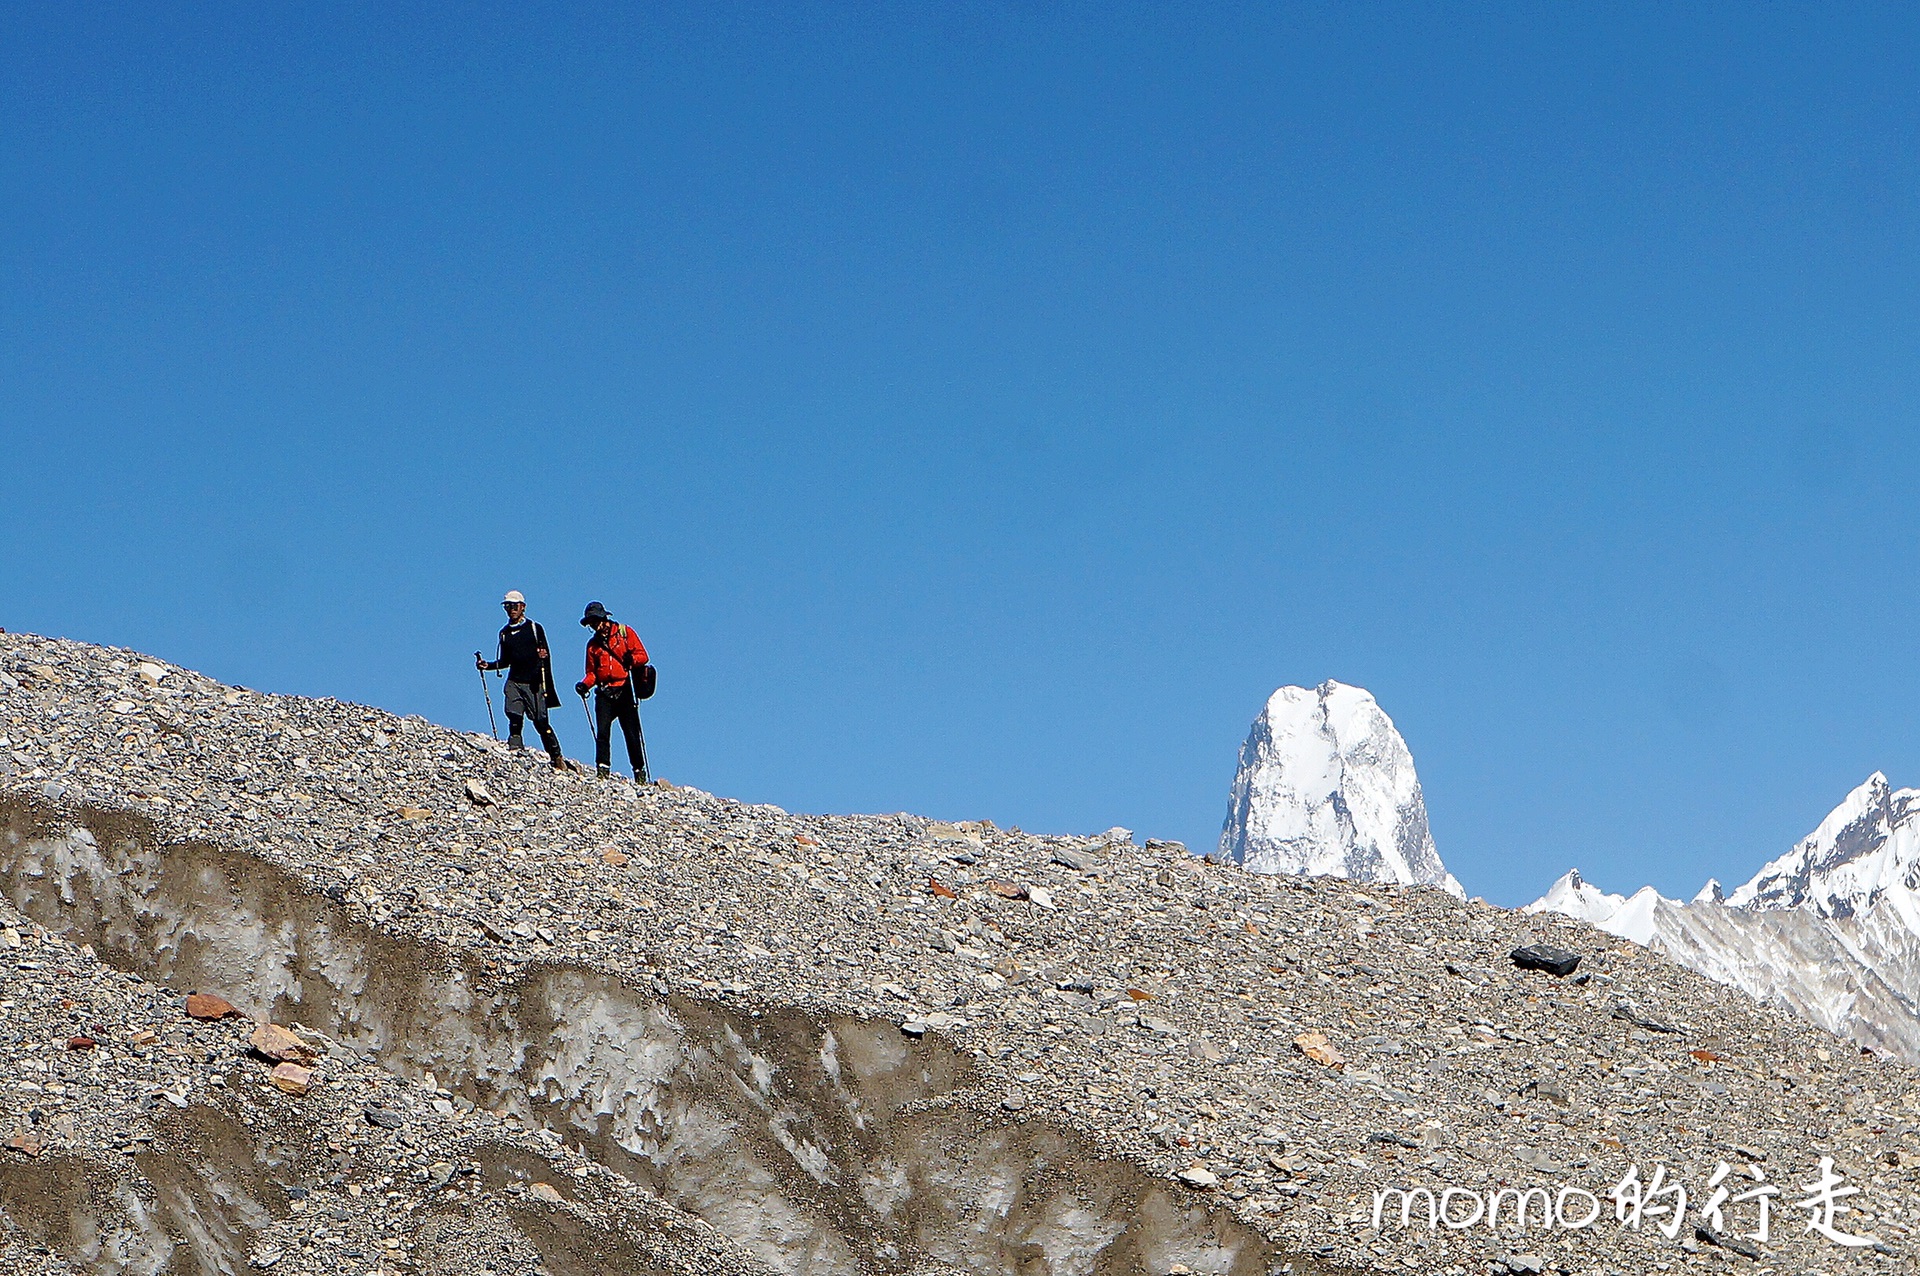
[575,600,650,782]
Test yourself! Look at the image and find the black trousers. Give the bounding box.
[594,683,649,781]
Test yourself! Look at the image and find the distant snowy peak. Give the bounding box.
[1523,773,1920,1062]
[1524,871,1668,945]
[1727,772,1920,918]
[1601,886,1667,947]
[1524,869,1627,926]
[1219,680,1463,897]
[1528,773,1920,928]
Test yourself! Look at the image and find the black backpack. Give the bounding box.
[634,661,657,700]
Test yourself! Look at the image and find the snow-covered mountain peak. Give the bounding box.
[1727,772,1920,918]
[1526,771,1920,1062]
[1523,869,1672,944]
[1524,868,1627,925]
[1604,886,1667,946]
[1218,680,1463,897]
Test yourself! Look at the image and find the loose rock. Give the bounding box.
[186,993,243,1021]
[1509,943,1581,976]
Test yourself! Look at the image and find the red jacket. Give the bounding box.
[582,622,648,690]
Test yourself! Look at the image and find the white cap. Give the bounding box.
[502,590,526,605]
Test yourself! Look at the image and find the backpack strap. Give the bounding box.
[532,621,558,701]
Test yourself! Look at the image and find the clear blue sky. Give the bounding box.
[4,5,1917,906]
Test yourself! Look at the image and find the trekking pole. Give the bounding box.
[633,706,650,785]
[578,689,596,753]
[475,654,499,740]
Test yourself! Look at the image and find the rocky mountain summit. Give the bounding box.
[1728,773,1920,917]
[3,635,1920,1275]
[1529,774,1920,1063]
[1219,681,1463,898]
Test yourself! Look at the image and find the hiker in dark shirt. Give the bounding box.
[476,591,565,767]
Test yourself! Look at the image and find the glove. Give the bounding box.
[575,681,590,698]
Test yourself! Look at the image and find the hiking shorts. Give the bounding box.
[503,680,550,723]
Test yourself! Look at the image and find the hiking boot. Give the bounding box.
[548,749,565,770]
[596,764,610,779]
[507,733,525,751]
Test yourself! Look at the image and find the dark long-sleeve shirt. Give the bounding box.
[486,619,548,688]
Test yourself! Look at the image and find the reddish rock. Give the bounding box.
[185,993,242,1021]
[250,1022,318,1063]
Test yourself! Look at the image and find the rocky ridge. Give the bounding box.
[2,633,1919,1274]
[1529,774,1920,1063]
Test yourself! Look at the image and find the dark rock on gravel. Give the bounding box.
[1509,943,1582,976]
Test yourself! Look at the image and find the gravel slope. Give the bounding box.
[2,631,1919,1276]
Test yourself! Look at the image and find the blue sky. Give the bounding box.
[4,5,1918,905]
